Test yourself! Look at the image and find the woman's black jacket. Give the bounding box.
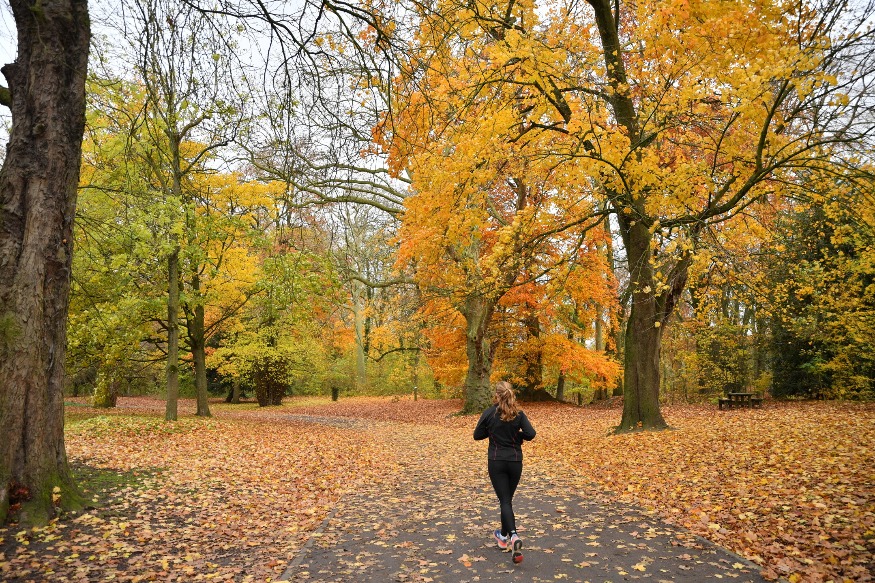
[473,404,536,461]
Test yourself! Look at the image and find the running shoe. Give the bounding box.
[493,529,509,550]
[510,533,523,564]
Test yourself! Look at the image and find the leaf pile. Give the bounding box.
[279,396,466,425]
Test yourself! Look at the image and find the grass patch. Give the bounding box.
[72,464,162,511]
[211,395,336,413]
[66,414,218,437]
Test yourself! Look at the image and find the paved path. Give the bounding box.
[279,417,768,583]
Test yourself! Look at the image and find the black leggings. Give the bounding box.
[488,459,523,536]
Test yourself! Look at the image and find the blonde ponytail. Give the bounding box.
[494,381,520,422]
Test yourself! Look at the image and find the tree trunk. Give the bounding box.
[190,303,210,417]
[460,296,496,414]
[523,312,543,392]
[556,324,573,402]
[587,0,667,427]
[616,222,669,432]
[165,247,180,421]
[186,273,211,417]
[618,294,668,430]
[92,371,119,408]
[254,366,268,407]
[352,281,367,391]
[231,378,241,404]
[612,377,624,397]
[595,304,605,351]
[0,0,90,524]
[164,126,186,421]
[556,369,566,402]
[411,348,420,401]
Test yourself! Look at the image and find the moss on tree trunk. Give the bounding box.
[92,372,119,408]
[615,222,670,433]
[460,296,496,415]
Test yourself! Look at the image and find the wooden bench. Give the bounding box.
[719,392,763,410]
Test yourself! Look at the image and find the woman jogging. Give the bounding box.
[473,381,536,564]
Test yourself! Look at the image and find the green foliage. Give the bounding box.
[767,199,875,400]
[695,322,750,395]
[208,248,347,403]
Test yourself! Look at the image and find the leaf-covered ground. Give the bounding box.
[290,397,874,582]
[293,416,769,583]
[0,397,872,582]
[0,400,394,582]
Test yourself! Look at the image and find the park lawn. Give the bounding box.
[0,397,872,582]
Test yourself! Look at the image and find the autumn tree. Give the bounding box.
[209,214,346,404]
[573,0,873,430]
[493,257,620,400]
[70,76,168,407]
[0,0,90,523]
[112,0,248,419]
[379,0,875,427]
[381,97,614,413]
[375,0,634,413]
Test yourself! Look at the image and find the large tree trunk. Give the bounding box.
[165,132,185,421]
[617,222,670,432]
[165,246,180,421]
[588,0,672,430]
[0,0,90,524]
[460,296,496,414]
[620,298,668,430]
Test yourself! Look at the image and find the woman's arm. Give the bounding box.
[473,407,493,440]
[519,412,536,441]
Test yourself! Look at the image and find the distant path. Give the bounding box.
[283,414,371,429]
[278,417,768,583]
